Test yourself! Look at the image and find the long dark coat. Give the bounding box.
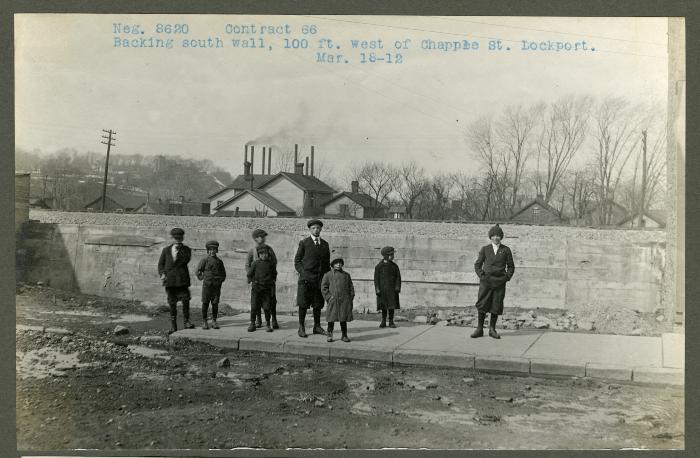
[294,237,331,283]
[321,269,355,323]
[158,244,192,288]
[374,260,401,311]
[474,243,515,315]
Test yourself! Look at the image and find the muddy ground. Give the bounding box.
[16,284,684,451]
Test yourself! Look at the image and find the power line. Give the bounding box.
[100,129,116,212]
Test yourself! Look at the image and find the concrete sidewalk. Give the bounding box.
[171,314,684,386]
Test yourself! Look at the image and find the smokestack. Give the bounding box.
[351,180,359,194]
[262,147,266,174]
[244,161,251,176]
[244,144,248,164]
[268,147,272,174]
[311,145,315,177]
[294,144,298,166]
[305,157,309,176]
[250,146,255,173]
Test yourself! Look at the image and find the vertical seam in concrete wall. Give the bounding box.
[564,239,569,306]
[71,224,81,292]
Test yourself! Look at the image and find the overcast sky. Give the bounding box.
[15,15,668,177]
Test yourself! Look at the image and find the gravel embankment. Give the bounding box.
[28,210,666,243]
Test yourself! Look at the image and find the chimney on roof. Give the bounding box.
[310,146,315,177]
[294,144,298,167]
[351,180,359,194]
[179,195,185,202]
[262,147,266,174]
[294,162,304,175]
[268,147,272,174]
[305,157,309,176]
[536,193,544,200]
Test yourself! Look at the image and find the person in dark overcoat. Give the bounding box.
[245,229,279,329]
[472,223,515,339]
[247,245,277,332]
[322,257,355,342]
[195,240,226,330]
[294,219,331,337]
[158,227,194,334]
[374,246,401,328]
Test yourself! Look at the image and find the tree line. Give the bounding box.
[344,95,666,225]
[15,147,233,211]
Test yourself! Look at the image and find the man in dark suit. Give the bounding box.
[158,227,195,334]
[294,219,331,337]
[472,223,515,339]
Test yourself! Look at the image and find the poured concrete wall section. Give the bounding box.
[15,173,30,233]
[17,222,665,312]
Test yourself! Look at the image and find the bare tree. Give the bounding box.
[591,97,644,225]
[273,148,295,173]
[535,95,592,203]
[466,116,510,219]
[564,166,597,224]
[496,103,543,212]
[396,161,429,219]
[348,161,399,214]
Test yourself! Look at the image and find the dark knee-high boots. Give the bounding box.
[379,310,387,328]
[182,300,195,329]
[471,311,486,338]
[489,313,501,339]
[312,308,326,335]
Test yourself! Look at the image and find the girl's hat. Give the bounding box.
[205,241,219,250]
[330,257,344,266]
[380,246,395,256]
[488,223,504,238]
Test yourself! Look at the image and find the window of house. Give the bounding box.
[532,206,540,223]
[339,204,348,217]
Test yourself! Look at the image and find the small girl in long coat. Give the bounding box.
[374,246,401,328]
[321,257,354,342]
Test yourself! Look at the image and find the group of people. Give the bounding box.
[157,219,514,341]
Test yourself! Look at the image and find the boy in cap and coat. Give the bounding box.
[247,245,277,332]
[294,219,331,337]
[196,240,226,329]
[158,227,195,334]
[374,246,401,328]
[321,257,355,342]
[472,223,515,339]
[245,229,279,329]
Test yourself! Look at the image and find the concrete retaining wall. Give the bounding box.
[16,222,665,312]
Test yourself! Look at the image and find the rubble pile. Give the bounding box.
[29,210,665,243]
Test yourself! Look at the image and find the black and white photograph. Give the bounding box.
[13,13,685,452]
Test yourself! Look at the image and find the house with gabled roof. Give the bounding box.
[617,209,666,229]
[510,194,566,225]
[84,187,149,212]
[210,151,336,217]
[323,181,387,218]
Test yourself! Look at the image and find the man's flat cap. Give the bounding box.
[252,229,268,239]
[205,240,219,249]
[170,227,185,237]
[380,246,395,256]
[307,219,324,228]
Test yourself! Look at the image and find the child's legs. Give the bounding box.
[340,321,348,335]
[211,284,221,320]
[202,300,210,320]
[250,287,261,322]
[327,321,335,333]
[388,309,395,320]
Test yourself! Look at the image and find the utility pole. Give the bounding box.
[100,129,116,212]
[639,130,647,228]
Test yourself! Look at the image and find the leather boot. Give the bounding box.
[379,310,387,328]
[312,308,327,335]
[168,318,177,335]
[388,309,396,328]
[182,301,195,329]
[271,295,279,329]
[298,307,308,338]
[202,319,209,330]
[255,310,262,328]
[340,322,350,342]
[471,311,485,338]
[248,310,256,332]
[489,314,501,339]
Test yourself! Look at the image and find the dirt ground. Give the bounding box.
[16,284,684,451]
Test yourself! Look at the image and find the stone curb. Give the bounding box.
[475,355,531,374]
[633,367,684,386]
[585,363,632,381]
[531,359,586,377]
[330,345,393,363]
[238,338,285,353]
[284,341,331,358]
[393,349,475,369]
